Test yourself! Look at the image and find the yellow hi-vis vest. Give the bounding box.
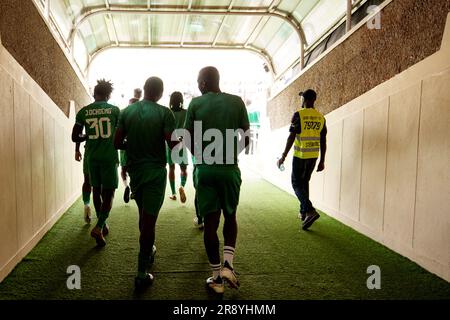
[294,108,325,159]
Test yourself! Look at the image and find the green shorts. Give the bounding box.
[83,156,89,176]
[88,161,119,189]
[195,165,242,217]
[130,167,167,216]
[166,145,189,166]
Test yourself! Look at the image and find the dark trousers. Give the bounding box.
[291,157,317,214]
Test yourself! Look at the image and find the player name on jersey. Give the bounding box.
[85,108,113,116]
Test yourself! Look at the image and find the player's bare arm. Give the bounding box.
[75,142,82,162]
[114,127,127,150]
[278,132,296,167]
[72,123,87,143]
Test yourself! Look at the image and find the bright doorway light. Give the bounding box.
[88,48,272,115]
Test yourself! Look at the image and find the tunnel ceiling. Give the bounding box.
[39,0,361,76]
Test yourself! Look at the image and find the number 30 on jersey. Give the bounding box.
[86,117,112,139]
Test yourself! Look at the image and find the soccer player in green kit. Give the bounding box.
[114,77,177,292]
[120,89,143,204]
[72,79,120,247]
[184,67,250,294]
[167,91,189,203]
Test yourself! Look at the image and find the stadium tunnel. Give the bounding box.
[0,0,449,299]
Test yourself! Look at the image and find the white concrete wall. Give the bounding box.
[257,13,450,282]
[0,43,83,282]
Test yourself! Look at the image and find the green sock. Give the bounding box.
[181,175,187,188]
[137,252,150,278]
[169,179,176,195]
[82,192,91,206]
[96,211,109,229]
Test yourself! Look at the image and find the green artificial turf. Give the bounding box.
[0,169,449,300]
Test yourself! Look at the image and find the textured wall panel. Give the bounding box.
[340,111,364,221]
[414,70,450,268]
[384,83,421,249]
[0,44,84,282]
[54,123,65,211]
[360,99,389,232]
[0,68,17,270]
[43,112,56,220]
[323,122,343,210]
[30,98,46,233]
[13,83,33,248]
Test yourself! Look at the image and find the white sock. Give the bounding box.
[122,179,129,188]
[210,263,221,280]
[223,246,235,269]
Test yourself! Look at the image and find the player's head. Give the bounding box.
[198,66,221,95]
[94,79,114,101]
[134,88,142,99]
[170,91,184,111]
[143,77,164,102]
[299,89,316,108]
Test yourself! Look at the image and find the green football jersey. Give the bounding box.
[118,100,176,170]
[172,109,187,129]
[75,101,120,163]
[184,92,249,166]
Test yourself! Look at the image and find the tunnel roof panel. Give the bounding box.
[40,0,364,77]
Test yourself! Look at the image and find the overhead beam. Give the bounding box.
[110,14,119,45]
[148,16,152,45]
[213,16,227,46]
[147,0,151,45]
[242,0,282,48]
[346,0,353,32]
[45,0,51,19]
[181,0,193,46]
[212,0,235,46]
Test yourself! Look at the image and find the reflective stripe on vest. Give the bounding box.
[294,108,325,159]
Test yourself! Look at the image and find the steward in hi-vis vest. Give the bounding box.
[294,108,325,159]
[278,89,327,231]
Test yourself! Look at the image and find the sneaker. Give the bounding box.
[193,217,204,230]
[169,194,177,201]
[179,187,187,204]
[124,186,131,203]
[84,206,91,224]
[91,227,106,247]
[302,210,320,230]
[221,261,240,289]
[102,224,109,237]
[206,276,224,294]
[148,245,157,268]
[298,212,306,221]
[135,273,154,292]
